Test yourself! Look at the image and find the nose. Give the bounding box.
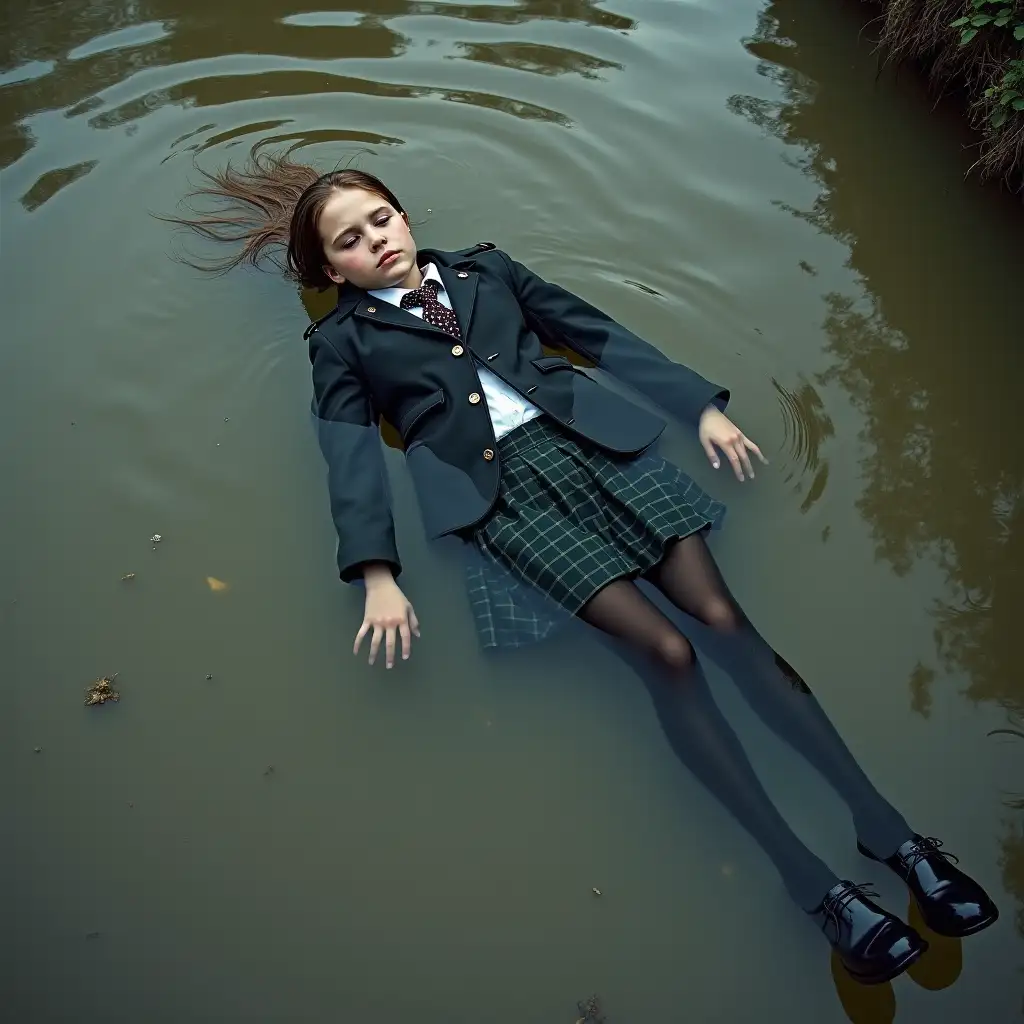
[369,229,387,251]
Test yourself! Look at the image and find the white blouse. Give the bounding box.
[368,263,544,439]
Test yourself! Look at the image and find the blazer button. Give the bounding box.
[366,306,376,313]
[457,272,469,278]
[451,344,464,357]
[468,392,481,405]
[483,448,495,461]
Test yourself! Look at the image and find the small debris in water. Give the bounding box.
[224,417,229,422]
[591,887,602,897]
[33,746,42,754]
[576,995,606,1023]
[263,765,275,777]
[85,931,101,940]
[150,534,162,545]
[85,674,120,707]
[128,802,134,808]
[120,572,136,582]
[205,673,213,681]
[206,577,229,592]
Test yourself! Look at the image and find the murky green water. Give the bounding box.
[3,1,1022,1020]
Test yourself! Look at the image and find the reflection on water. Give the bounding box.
[733,0,1024,962]
[4,0,1024,1019]
[0,0,635,174]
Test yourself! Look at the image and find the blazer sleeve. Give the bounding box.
[309,328,401,584]
[496,252,729,425]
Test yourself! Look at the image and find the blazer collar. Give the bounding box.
[335,248,480,338]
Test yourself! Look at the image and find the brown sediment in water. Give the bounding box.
[867,1,1024,187]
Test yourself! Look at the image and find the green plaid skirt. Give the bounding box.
[464,416,726,649]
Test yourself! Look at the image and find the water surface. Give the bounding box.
[3,0,1022,1020]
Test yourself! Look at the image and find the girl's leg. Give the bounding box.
[577,578,839,910]
[645,533,913,859]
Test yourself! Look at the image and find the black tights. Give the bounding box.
[577,532,912,912]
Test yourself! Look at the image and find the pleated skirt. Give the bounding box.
[463,416,726,649]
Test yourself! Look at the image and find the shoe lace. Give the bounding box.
[902,836,959,871]
[820,882,879,934]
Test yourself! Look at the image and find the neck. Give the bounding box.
[398,262,423,290]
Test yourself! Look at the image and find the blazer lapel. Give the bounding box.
[352,296,448,339]
[435,262,478,339]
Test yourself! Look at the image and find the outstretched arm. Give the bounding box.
[310,331,419,666]
[496,253,765,480]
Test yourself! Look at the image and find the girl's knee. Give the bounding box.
[652,631,696,676]
[700,598,744,633]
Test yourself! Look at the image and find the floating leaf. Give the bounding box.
[971,14,993,26]
[995,14,1010,25]
[85,674,120,707]
[951,16,970,27]
[206,576,229,592]
[960,27,979,44]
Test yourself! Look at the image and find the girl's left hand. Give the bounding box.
[698,405,768,482]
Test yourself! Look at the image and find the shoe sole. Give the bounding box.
[918,904,999,939]
[843,941,928,986]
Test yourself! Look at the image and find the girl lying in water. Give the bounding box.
[174,152,997,984]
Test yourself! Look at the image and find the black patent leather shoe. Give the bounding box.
[812,881,927,985]
[857,835,999,938]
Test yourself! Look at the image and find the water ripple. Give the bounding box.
[772,375,835,513]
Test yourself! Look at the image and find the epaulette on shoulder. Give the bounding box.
[303,306,337,341]
[456,241,497,258]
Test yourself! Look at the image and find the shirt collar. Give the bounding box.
[368,261,444,303]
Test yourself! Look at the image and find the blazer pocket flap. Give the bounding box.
[400,389,445,437]
[530,355,573,373]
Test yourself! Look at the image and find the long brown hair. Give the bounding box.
[165,148,405,291]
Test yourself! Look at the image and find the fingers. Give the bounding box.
[702,437,721,470]
[359,611,419,668]
[367,624,383,665]
[353,620,370,656]
[744,436,769,465]
[385,625,397,669]
[737,442,755,481]
[710,432,769,482]
[724,444,745,482]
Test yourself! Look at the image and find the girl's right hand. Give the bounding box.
[354,576,420,668]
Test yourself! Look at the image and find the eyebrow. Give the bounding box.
[332,205,388,247]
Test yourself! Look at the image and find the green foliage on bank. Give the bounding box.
[874,0,1024,186]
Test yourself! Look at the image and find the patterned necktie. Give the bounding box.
[400,278,461,338]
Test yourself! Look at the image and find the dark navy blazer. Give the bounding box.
[306,243,729,583]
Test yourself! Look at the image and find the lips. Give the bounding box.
[377,250,400,268]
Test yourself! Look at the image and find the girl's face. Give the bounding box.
[317,187,418,290]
